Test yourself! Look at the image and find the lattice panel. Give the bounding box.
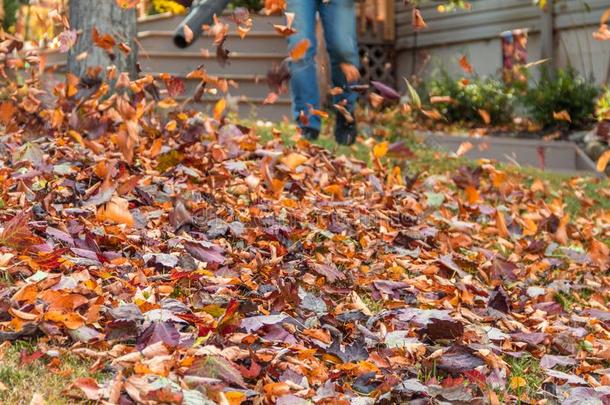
[359,44,396,88]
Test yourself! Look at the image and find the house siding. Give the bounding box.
[394,0,609,86]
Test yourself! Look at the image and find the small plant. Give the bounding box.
[522,67,599,130]
[425,70,515,125]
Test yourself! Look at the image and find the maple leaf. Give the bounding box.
[0,211,42,250]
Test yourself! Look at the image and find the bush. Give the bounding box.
[426,70,515,125]
[523,67,599,129]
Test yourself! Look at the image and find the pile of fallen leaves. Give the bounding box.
[0,34,610,405]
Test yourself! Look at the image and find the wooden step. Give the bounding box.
[138,51,285,76]
[137,12,287,33]
[149,72,289,101]
[138,30,287,54]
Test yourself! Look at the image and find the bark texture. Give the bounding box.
[68,0,137,79]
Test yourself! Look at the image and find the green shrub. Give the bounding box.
[523,67,599,129]
[425,70,515,125]
[228,0,263,11]
[2,0,20,31]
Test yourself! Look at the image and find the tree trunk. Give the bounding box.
[68,0,137,79]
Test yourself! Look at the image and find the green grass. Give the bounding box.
[252,118,609,218]
[0,341,107,404]
[505,354,546,402]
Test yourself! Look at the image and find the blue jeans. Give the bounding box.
[286,0,360,131]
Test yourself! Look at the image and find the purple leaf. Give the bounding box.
[511,332,547,346]
[418,318,464,341]
[240,314,288,333]
[544,369,587,385]
[371,81,400,101]
[136,321,180,350]
[328,337,369,363]
[436,345,485,375]
[184,240,225,265]
[540,354,577,369]
[487,285,510,313]
[309,262,346,283]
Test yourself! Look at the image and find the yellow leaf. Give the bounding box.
[522,218,538,236]
[553,110,571,122]
[157,98,178,109]
[213,98,226,120]
[596,149,610,172]
[509,376,527,390]
[280,153,308,170]
[224,391,246,405]
[373,141,389,159]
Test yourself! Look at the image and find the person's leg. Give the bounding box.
[319,0,360,144]
[286,0,321,134]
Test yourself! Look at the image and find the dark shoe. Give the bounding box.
[334,113,357,145]
[301,127,319,141]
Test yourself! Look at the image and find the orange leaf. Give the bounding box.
[115,0,139,8]
[96,197,134,227]
[553,110,571,122]
[44,311,85,330]
[289,38,310,61]
[412,8,427,31]
[280,153,308,170]
[596,150,610,172]
[0,102,16,124]
[465,185,481,204]
[459,55,474,74]
[373,141,389,159]
[213,98,226,120]
[92,27,115,51]
[273,24,296,37]
[421,109,442,120]
[263,92,279,105]
[522,218,538,236]
[456,141,473,157]
[478,109,491,124]
[237,25,251,39]
[495,210,510,238]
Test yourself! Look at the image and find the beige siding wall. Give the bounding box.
[395,0,609,87]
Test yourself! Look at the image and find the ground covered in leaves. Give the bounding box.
[0,62,609,405]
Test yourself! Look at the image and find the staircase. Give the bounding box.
[44,12,292,122]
